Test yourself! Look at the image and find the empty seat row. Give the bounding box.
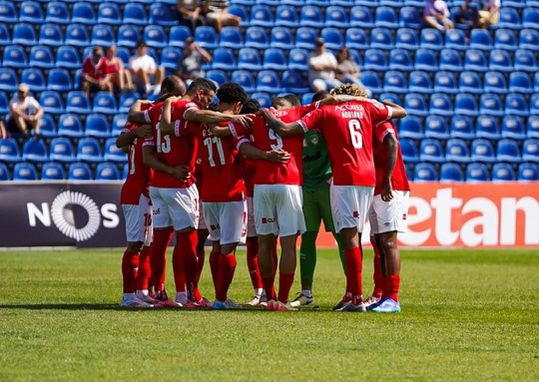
[206,69,310,93]
[36,113,127,138]
[0,161,126,181]
[412,162,538,182]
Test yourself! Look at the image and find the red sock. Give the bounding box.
[383,274,400,302]
[262,276,276,300]
[150,228,173,292]
[209,248,220,295]
[272,242,278,278]
[278,273,295,303]
[216,253,237,301]
[372,244,384,298]
[176,230,198,300]
[344,247,363,304]
[136,247,151,291]
[246,237,263,289]
[122,250,139,293]
[172,245,186,293]
[193,244,205,301]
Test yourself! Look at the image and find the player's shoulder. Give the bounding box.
[175,99,199,110]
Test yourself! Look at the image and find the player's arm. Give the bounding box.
[237,141,290,163]
[116,125,153,148]
[127,109,150,125]
[381,100,407,119]
[142,145,191,181]
[184,108,255,128]
[209,124,233,137]
[381,132,398,202]
[260,109,305,137]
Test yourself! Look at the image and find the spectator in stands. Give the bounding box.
[106,45,134,93]
[128,42,165,96]
[477,0,500,28]
[177,0,205,31]
[455,0,479,29]
[0,119,7,139]
[203,0,241,32]
[308,39,341,92]
[335,47,371,96]
[178,37,212,82]
[423,0,454,32]
[7,83,43,136]
[82,46,113,96]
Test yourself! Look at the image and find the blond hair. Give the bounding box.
[330,83,369,98]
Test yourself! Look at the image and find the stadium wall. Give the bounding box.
[0,182,537,249]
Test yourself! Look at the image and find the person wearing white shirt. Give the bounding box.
[308,39,341,92]
[128,42,165,96]
[478,0,500,28]
[7,83,43,136]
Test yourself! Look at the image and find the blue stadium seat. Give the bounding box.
[400,138,419,163]
[528,116,539,138]
[532,94,539,115]
[300,5,322,27]
[505,93,528,117]
[84,114,110,138]
[270,27,294,50]
[470,29,492,50]
[519,29,539,51]
[434,71,458,94]
[39,91,64,114]
[144,25,167,49]
[0,1,17,23]
[0,92,8,114]
[504,0,527,8]
[414,49,438,71]
[492,163,515,182]
[123,3,147,25]
[72,2,95,25]
[514,49,537,72]
[13,23,37,45]
[476,115,501,139]
[425,115,450,139]
[44,1,69,24]
[421,28,443,50]
[384,71,407,93]
[55,46,80,69]
[245,26,269,49]
[93,92,117,114]
[0,68,18,92]
[509,72,533,93]
[77,137,102,162]
[206,70,228,87]
[419,138,444,162]
[273,5,298,27]
[229,4,249,26]
[103,138,127,162]
[250,4,274,27]
[96,163,120,180]
[501,116,526,140]
[98,2,122,25]
[283,70,309,93]
[404,93,428,116]
[350,6,374,28]
[445,29,467,50]
[471,139,496,162]
[0,138,21,162]
[19,1,43,23]
[256,70,281,93]
[117,25,141,49]
[288,48,309,71]
[429,93,453,117]
[399,6,421,28]
[360,71,383,93]
[321,28,343,50]
[446,139,469,163]
[66,91,91,114]
[379,93,401,105]
[306,0,329,6]
[251,92,272,108]
[263,48,287,70]
[523,8,539,29]
[0,163,8,180]
[409,71,432,94]
[498,7,521,29]
[231,70,255,92]
[450,115,475,139]
[326,6,349,28]
[111,114,127,136]
[29,46,53,69]
[466,162,490,182]
[39,23,63,46]
[489,49,513,72]
[464,49,488,71]
[413,162,437,181]
[494,29,517,50]
[238,48,262,71]
[168,26,192,48]
[50,137,76,162]
[345,28,369,50]
[13,162,37,181]
[212,48,236,70]
[398,116,424,139]
[0,24,10,45]
[122,164,128,180]
[375,6,398,28]
[58,114,84,138]
[39,114,57,138]
[440,163,463,182]
[522,139,539,162]
[370,28,393,49]
[497,139,521,163]
[3,45,27,68]
[65,24,89,47]
[195,26,218,49]
[161,47,181,70]
[380,0,404,6]
[479,93,503,117]
[118,92,141,113]
[364,49,388,71]
[439,49,463,71]
[395,28,418,49]
[484,71,507,94]
[68,162,92,180]
[220,27,243,49]
[91,24,114,46]
[518,163,538,181]
[22,138,48,162]
[149,3,176,26]
[21,68,46,92]
[389,49,413,71]
[41,162,65,180]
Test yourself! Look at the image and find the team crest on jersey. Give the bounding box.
[353,211,360,218]
[402,213,407,220]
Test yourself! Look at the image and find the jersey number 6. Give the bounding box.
[349,119,363,149]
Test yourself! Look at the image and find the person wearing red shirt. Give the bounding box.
[81,46,113,96]
[366,120,410,313]
[261,83,407,312]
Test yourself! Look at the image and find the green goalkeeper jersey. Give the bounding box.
[303,130,332,191]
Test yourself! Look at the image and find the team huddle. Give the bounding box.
[117,75,410,313]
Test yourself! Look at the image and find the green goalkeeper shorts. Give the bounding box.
[303,186,335,233]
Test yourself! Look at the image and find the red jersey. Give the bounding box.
[198,122,245,202]
[142,99,200,188]
[82,56,109,80]
[373,121,410,195]
[240,157,256,197]
[232,104,316,186]
[120,103,153,204]
[298,100,393,186]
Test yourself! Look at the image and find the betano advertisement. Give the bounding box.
[0,182,537,248]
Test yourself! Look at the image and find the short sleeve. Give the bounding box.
[368,100,392,124]
[374,121,396,143]
[297,108,323,133]
[29,97,40,109]
[229,121,249,139]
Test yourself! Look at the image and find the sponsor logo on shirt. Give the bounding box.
[402,213,407,221]
[353,211,360,219]
[210,224,219,231]
[153,208,160,216]
[261,217,276,224]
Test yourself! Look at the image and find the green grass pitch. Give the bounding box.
[0,248,538,381]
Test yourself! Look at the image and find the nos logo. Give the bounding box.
[27,191,120,242]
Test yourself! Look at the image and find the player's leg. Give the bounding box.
[317,185,347,274]
[195,201,209,302]
[245,196,265,305]
[366,203,383,306]
[136,195,156,304]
